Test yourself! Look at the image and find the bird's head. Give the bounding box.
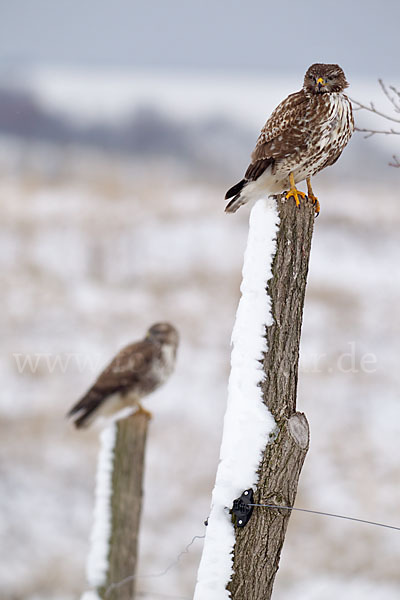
[303,63,349,94]
[147,322,179,347]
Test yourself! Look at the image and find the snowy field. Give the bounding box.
[1,70,400,600]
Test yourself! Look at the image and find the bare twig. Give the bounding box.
[389,155,400,168]
[379,79,400,112]
[350,78,400,167]
[350,97,400,124]
[389,85,400,102]
[355,126,400,139]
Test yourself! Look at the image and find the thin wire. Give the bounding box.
[104,503,400,597]
[136,592,191,600]
[250,503,400,532]
[105,534,205,598]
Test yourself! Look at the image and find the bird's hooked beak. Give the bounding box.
[316,77,326,92]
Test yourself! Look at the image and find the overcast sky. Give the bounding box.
[0,0,398,80]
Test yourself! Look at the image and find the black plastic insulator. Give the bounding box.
[231,488,254,527]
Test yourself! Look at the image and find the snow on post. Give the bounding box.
[81,412,149,600]
[193,197,279,600]
[81,592,102,600]
[82,423,117,598]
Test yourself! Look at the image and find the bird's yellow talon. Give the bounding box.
[285,188,307,208]
[135,402,153,420]
[285,172,307,208]
[306,177,320,216]
[310,197,320,216]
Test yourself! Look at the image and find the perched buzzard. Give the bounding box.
[67,322,179,428]
[225,63,354,215]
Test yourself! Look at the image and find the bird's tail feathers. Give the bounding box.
[224,193,248,213]
[224,179,250,213]
[67,392,102,429]
[225,178,246,200]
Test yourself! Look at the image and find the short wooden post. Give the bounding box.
[95,412,149,600]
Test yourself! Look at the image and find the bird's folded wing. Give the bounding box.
[249,90,312,171]
[68,340,158,416]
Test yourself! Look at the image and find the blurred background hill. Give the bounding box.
[1,1,400,599]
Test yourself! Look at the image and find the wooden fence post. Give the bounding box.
[84,412,149,600]
[194,195,315,600]
[228,196,314,599]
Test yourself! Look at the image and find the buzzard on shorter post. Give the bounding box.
[67,322,179,428]
[225,63,354,215]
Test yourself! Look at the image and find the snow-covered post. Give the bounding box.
[82,412,149,600]
[194,196,314,600]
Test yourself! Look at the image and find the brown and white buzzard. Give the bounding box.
[225,63,354,215]
[67,322,179,428]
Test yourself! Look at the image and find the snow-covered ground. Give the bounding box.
[1,69,400,600]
